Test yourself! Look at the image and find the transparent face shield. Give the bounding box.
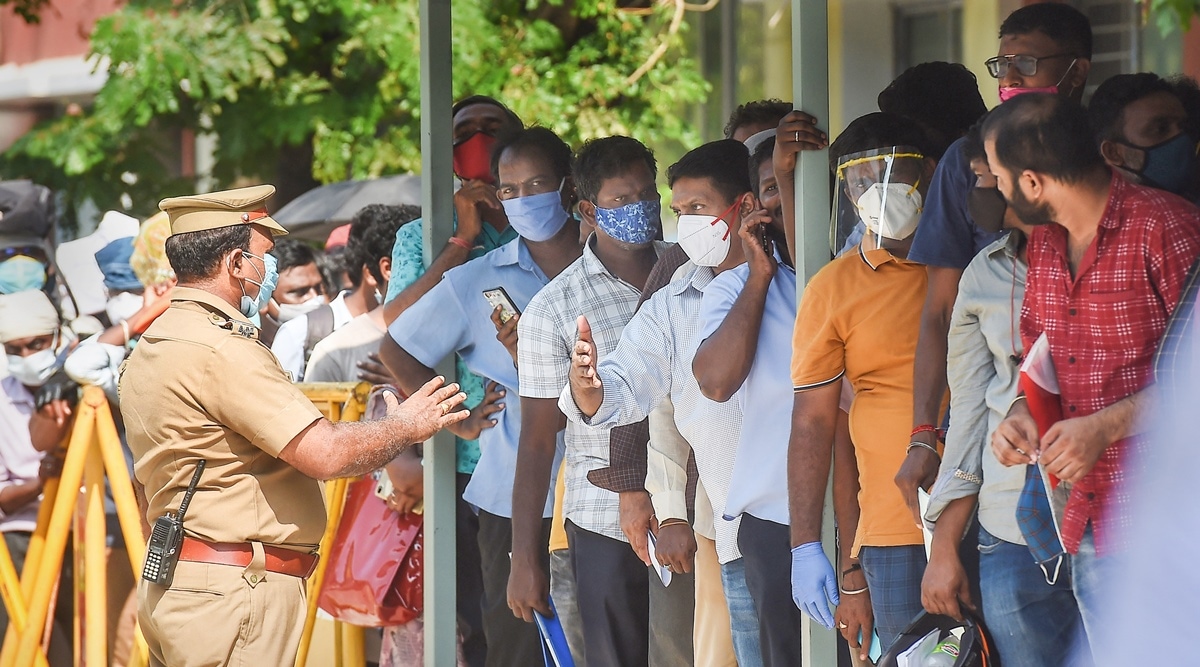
[830,147,926,255]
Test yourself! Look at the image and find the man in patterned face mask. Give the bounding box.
[509,136,669,667]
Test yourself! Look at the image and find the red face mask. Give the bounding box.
[453,132,498,183]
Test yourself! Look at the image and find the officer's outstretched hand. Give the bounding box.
[386,376,469,443]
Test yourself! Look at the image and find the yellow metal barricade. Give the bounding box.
[0,386,150,667]
[294,382,370,667]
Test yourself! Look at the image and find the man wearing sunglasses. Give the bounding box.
[897,3,1093,533]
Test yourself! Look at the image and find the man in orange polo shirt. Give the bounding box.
[787,112,943,657]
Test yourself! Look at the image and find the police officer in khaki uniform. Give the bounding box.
[119,185,468,667]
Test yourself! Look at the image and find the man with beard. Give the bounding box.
[985,94,1200,644]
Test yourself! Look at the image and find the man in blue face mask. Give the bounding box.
[1090,73,1199,201]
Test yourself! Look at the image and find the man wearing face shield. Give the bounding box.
[1089,73,1199,202]
[119,185,468,666]
[983,94,1200,647]
[788,113,941,655]
[900,3,1094,532]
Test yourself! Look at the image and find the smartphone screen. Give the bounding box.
[483,287,521,324]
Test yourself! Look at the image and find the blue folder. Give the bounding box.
[533,597,575,667]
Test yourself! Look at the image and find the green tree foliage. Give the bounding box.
[3,0,709,217]
[1149,0,1200,36]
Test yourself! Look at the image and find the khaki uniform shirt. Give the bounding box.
[119,287,326,551]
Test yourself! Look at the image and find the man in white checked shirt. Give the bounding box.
[508,136,668,667]
[561,139,770,667]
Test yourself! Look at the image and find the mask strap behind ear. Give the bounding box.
[876,150,897,243]
[1054,58,1078,90]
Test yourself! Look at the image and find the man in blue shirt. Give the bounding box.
[378,95,523,667]
[380,127,583,667]
[897,3,1093,525]
[689,141,802,665]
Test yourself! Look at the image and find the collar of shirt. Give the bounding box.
[580,234,669,283]
[170,286,249,323]
[671,264,717,297]
[986,229,1022,261]
[858,243,916,271]
[1041,171,1125,273]
[491,237,550,283]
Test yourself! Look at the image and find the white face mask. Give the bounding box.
[676,214,730,267]
[276,294,327,323]
[6,333,61,388]
[105,291,144,325]
[855,182,923,241]
[676,197,743,268]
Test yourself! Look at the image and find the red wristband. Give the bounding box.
[448,236,474,250]
[911,424,938,437]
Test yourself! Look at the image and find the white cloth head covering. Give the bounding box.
[0,289,59,343]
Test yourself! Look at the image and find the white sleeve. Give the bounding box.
[270,316,309,381]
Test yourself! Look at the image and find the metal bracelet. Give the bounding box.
[906,441,940,459]
[953,469,984,485]
[839,585,869,595]
[1007,394,1028,414]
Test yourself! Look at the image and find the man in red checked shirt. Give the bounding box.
[983,93,1200,643]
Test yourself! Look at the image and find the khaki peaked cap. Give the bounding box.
[160,184,288,237]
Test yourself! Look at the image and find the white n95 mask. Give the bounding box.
[676,198,743,267]
[855,182,923,241]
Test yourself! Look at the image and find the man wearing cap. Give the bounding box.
[0,289,74,664]
[119,185,470,666]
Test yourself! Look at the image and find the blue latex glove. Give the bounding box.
[790,541,840,629]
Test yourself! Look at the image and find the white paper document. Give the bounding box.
[646,530,672,587]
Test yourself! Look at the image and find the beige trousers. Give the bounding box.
[694,535,738,667]
[139,558,306,667]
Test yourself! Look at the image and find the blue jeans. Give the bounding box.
[1071,525,1121,658]
[719,558,764,667]
[978,527,1090,666]
[858,545,926,653]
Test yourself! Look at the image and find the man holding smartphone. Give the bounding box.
[380,127,583,666]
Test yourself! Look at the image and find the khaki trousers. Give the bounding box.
[139,557,306,667]
[694,535,737,667]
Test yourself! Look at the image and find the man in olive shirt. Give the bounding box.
[119,184,468,667]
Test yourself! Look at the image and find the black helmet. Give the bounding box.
[877,609,998,667]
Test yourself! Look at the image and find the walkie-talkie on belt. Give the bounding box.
[142,461,206,586]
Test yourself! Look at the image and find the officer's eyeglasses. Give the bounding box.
[985,53,1074,79]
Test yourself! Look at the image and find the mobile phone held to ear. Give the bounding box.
[759,225,772,253]
[484,287,521,324]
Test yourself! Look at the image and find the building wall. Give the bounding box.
[0,0,120,66]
